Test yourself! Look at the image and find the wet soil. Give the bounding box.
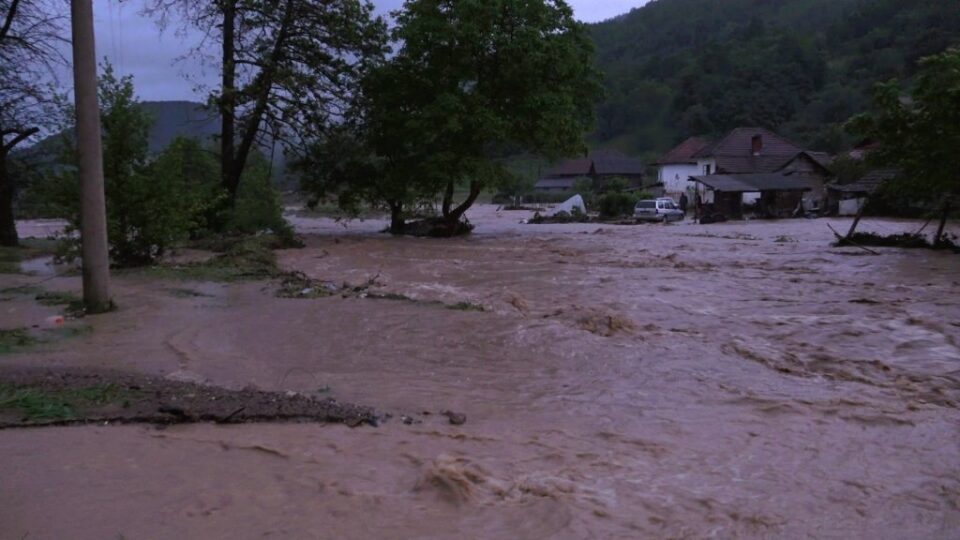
[0,366,377,428]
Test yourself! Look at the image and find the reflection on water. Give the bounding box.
[2,208,958,539]
[19,256,58,277]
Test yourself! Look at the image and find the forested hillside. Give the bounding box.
[589,0,960,158]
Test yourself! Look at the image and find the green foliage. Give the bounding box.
[588,0,960,154]
[132,235,282,282]
[0,328,38,354]
[28,66,294,263]
[0,383,128,421]
[39,66,206,266]
[827,155,869,185]
[300,0,603,232]
[847,48,960,205]
[224,152,294,242]
[598,192,637,218]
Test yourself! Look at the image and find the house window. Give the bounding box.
[703,164,712,175]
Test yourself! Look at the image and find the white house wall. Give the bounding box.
[658,164,700,196]
[695,158,717,176]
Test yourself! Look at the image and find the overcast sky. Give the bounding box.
[82,0,649,101]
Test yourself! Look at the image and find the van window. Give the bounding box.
[636,201,655,209]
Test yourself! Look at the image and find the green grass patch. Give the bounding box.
[33,291,86,317]
[166,287,214,298]
[0,383,130,421]
[0,325,92,355]
[0,261,20,274]
[0,285,43,297]
[129,236,284,283]
[0,328,40,354]
[34,291,81,306]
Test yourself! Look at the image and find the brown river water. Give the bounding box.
[2,207,959,539]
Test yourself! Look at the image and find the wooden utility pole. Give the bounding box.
[70,0,112,313]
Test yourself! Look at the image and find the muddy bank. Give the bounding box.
[0,366,378,428]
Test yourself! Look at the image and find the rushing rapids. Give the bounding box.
[2,208,958,539]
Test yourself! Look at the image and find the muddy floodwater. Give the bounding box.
[3,208,959,539]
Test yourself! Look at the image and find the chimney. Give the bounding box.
[752,134,763,156]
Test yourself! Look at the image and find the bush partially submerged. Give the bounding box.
[835,231,959,252]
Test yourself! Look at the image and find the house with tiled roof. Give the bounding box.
[654,136,712,197]
[692,127,805,175]
[534,150,644,192]
[672,127,836,219]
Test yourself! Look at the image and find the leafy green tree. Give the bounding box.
[847,47,960,245]
[303,0,602,235]
[147,137,222,235]
[147,0,387,207]
[47,66,203,266]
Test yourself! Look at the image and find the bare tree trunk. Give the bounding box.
[934,197,951,247]
[223,0,295,202]
[71,0,112,313]
[389,202,404,234]
[845,197,867,239]
[0,153,18,246]
[220,0,237,201]
[445,181,481,223]
[441,180,454,218]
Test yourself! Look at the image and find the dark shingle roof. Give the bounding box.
[827,169,898,194]
[691,173,817,193]
[694,127,804,174]
[544,150,644,178]
[535,177,578,190]
[545,158,592,177]
[655,137,713,165]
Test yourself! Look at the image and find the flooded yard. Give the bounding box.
[2,208,958,539]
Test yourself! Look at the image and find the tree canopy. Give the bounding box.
[302,0,602,234]
[847,47,960,243]
[147,0,387,204]
[588,0,960,156]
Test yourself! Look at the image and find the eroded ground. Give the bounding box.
[2,208,958,539]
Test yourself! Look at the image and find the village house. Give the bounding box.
[827,168,899,216]
[655,127,834,220]
[653,136,712,198]
[534,150,645,192]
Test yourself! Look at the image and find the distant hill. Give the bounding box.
[587,0,960,158]
[139,101,220,153]
[19,100,287,183]
[19,100,219,163]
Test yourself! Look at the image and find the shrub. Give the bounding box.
[43,67,203,266]
[222,152,295,244]
[598,192,637,218]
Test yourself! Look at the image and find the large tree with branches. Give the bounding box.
[848,47,960,246]
[148,0,386,206]
[301,0,602,235]
[0,0,64,246]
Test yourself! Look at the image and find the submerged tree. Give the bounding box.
[848,47,960,246]
[147,0,387,206]
[0,0,64,246]
[302,0,602,235]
